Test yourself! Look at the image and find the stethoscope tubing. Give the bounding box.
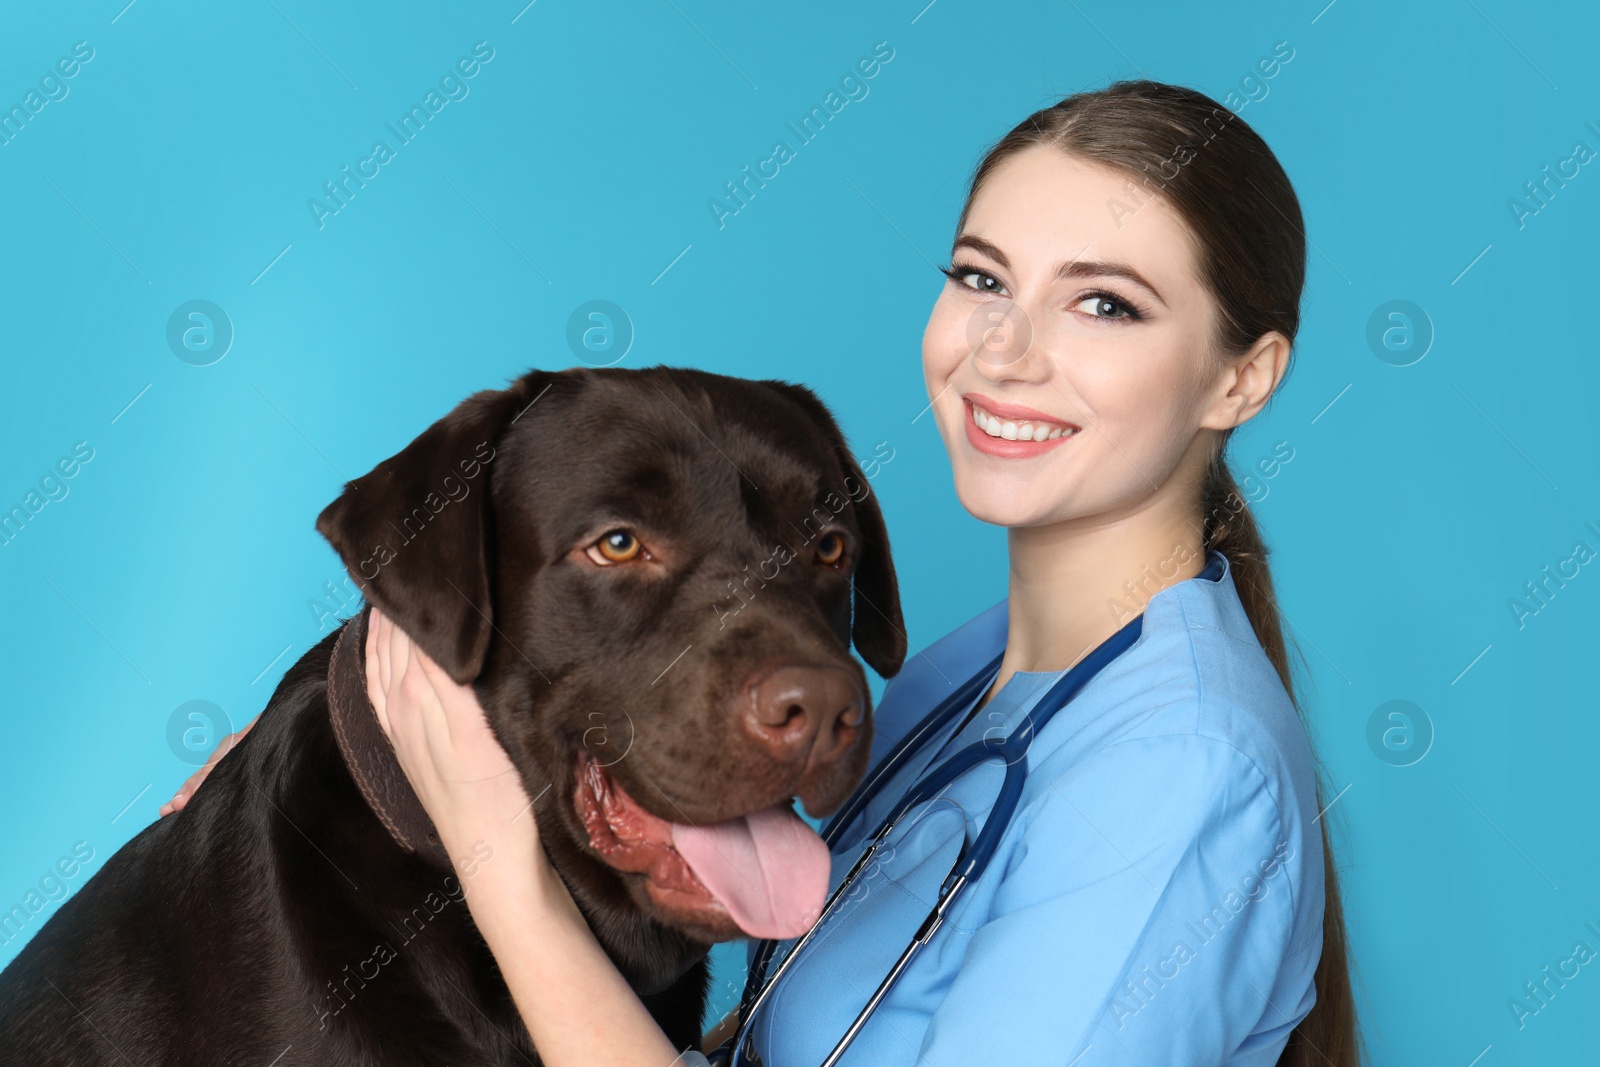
[722,558,1227,1066]
[734,652,1002,1027]
[818,652,1006,850]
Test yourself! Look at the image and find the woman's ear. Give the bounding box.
[1202,330,1292,431]
[315,373,545,683]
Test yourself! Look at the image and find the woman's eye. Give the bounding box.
[1073,293,1138,320]
[941,263,1008,297]
[815,532,846,566]
[588,529,644,565]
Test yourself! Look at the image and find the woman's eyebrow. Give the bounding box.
[952,233,1168,307]
[952,234,1012,268]
[1057,259,1167,307]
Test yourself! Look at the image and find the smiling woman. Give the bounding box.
[904,81,1358,1067]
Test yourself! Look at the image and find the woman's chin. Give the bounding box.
[952,482,1064,529]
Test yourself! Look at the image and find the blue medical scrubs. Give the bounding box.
[743,550,1324,1065]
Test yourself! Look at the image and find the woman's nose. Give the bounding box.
[965,297,1050,383]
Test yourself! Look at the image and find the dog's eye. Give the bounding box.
[588,529,643,565]
[815,532,846,566]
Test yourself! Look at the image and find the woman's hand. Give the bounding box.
[367,607,687,1067]
[364,606,546,878]
[159,720,255,816]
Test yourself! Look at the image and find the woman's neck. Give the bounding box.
[985,494,1207,704]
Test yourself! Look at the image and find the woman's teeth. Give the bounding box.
[971,403,1077,442]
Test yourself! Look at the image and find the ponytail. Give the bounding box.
[1204,448,1362,1067]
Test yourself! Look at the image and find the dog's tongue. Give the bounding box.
[669,803,830,940]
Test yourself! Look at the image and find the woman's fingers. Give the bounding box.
[370,611,458,797]
[415,644,471,754]
[365,607,388,735]
[382,612,449,779]
[375,607,394,704]
[157,720,256,817]
[401,637,511,783]
[411,646,478,780]
[361,610,535,865]
[379,613,441,765]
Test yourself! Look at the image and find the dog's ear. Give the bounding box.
[316,375,541,683]
[839,444,907,678]
[761,381,907,678]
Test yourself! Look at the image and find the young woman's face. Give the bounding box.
[922,145,1231,530]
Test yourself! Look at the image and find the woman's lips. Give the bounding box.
[962,395,1079,458]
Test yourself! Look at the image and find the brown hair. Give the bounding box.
[954,80,1360,1065]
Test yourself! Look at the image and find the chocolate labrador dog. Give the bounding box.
[0,366,904,1064]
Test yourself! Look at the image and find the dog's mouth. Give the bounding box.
[572,751,831,941]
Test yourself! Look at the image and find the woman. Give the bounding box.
[166,79,1359,1065]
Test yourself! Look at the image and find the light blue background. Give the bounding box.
[2,2,1596,1061]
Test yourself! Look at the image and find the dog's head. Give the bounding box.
[316,366,904,990]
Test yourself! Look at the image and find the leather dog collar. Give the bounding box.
[326,607,452,867]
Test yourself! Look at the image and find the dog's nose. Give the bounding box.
[741,664,865,770]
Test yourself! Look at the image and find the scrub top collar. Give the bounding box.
[829,550,1232,860]
[866,549,1235,779]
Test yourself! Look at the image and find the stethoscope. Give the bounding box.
[713,553,1223,1067]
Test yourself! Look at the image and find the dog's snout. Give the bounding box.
[740,664,865,769]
